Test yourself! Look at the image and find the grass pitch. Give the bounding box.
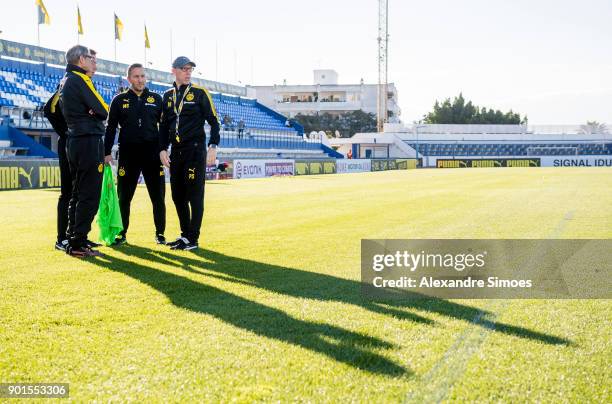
[1,168,610,402]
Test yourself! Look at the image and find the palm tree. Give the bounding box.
[579,121,608,134]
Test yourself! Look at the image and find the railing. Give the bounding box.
[217,129,321,151]
[275,101,362,111]
[389,123,612,136]
[1,107,315,143]
[1,106,51,130]
[2,106,324,155]
[406,142,611,157]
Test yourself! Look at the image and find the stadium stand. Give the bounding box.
[405,142,612,156]
[0,56,337,159]
[5,52,608,163]
[331,125,612,165]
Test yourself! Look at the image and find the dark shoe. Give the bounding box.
[167,237,184,248]
[155,234,166,245]
[85,239,102,248]
[112,236,127,246]
[55,239,69,251]
[67,245,103,257]
[183,241,198,251]
[170,237,190,250]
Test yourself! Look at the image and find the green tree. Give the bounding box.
[423,93,527,124]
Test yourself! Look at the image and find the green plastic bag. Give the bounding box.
[97,165,123,245]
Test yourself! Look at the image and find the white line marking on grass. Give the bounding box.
[404,211,574,403]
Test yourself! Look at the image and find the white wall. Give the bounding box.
[385,123,612,141]
[314,70,338,85]
[394,132,611,142]
[246,82,400,120]
[420,155,612,168]
[540,156,612,167]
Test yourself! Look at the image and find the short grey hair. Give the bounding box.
[65,45,91,65]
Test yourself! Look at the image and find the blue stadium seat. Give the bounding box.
[406,142,612,156]
[0,59,323,155]
[0,63,299,135]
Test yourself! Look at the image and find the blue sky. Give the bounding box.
[1,0,611,124]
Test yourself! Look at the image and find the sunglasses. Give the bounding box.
[180,66,194,72]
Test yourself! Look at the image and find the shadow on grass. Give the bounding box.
[91,243,571,376]
[134,245,571,346]
[91,247,409,377]
[191,250,572,346]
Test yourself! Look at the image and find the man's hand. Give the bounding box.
[104,154,113,164]
[207,146,217,166]
[160,150,171,168]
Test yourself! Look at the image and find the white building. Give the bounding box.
[246,69,401,120]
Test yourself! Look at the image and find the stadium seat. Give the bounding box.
[0,61,326,155]
[405,142,612,156]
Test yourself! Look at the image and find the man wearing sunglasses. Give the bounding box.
[159,56,220,251]
[59,45,108,257]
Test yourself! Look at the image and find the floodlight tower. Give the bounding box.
[377,0,389,133]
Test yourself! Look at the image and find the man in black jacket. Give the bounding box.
[60,45,108,257]
[159,56,220,251]
[104,63,166,245]
[44,87,71,251]
[44,50,102,253]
